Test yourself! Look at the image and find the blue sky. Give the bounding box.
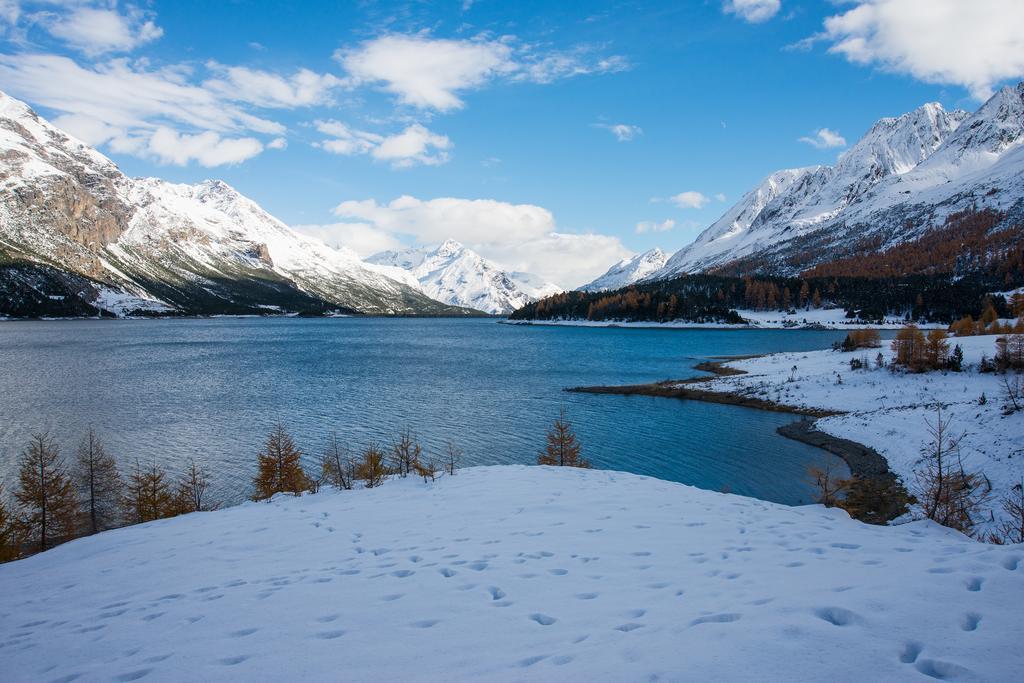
[1,1,1022,286]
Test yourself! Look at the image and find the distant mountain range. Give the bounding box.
[0,91,470,317]
[641,82,1024,281]
[367,240,560,315]
[579,248,667,292]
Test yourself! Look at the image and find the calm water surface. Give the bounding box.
[0,318,854,506]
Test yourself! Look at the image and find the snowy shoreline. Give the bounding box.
[503,308,947,331]
[666,336,1024,534]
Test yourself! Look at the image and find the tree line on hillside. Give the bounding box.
[1,411,591,563]
[799,209,1024,283]
[512,207,1024,324]
[511,272,1013,325]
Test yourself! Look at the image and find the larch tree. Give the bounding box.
[15,432,80,552]
[924,329,950,370]
[891,324,927,371]
[355,444,389,488]
[252,424,308,500]
[123,460,176,524]
[74,429,123,535]
[0,483,24,563]
[538,409,590,468]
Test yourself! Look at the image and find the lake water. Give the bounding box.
[0,318,854,506]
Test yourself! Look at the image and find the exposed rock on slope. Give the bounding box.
[0,90,465,317]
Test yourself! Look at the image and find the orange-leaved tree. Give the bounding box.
[253,424,308,500]
[538,409,590,468]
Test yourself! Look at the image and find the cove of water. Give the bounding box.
[0,318,855,506]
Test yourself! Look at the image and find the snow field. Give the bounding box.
[1,466,1021,682]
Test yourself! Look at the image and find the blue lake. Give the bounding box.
[0,318,854,506]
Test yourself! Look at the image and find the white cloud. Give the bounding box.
[38,3,163,56]
[315,120,451,168]
[0,53,335,166]
[513,50,629,84]
[203,65,346,108]
[714,193,727,202]
[723,0,781,24]
[293,222,403,258]
[594,122,642,142]
[0,54,283,135]
[492,232,631,289]
[669,191,711,209]
[818,0,1024,100]
[336,34,514,111]
[327,195,627,287]
[635,219,676,234]
[111,127,264,167]
[335,33,628,112]
[332,196,555,247]
[798,127,847,149]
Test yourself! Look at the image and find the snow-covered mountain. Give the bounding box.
[580,248,667,292]
[651,83,1024,279]
[367,240,560,314]
[0,90,465,317]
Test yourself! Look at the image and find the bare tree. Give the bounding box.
[1001,373,1022,413]
[319,433,354,491]
[391,428,422,478]
[174,458,217,514]
[74,429,123,534]
[913,406,990,535]
[807,460,850,507]
[990,480,1024,544]
[444,442,462,476]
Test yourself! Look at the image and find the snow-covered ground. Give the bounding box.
[693,335,1024,533]
[1,466,1021,682]
[506,308,943,330]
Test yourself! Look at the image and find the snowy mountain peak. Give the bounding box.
[367,241,558,314]
[435,239,465,257]
[581,247,668,292]
[648,84,1023,279]
[0,89,464,316]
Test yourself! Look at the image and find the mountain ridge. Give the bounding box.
[0,90,470,318]
[647,85,1024,280]
[367,239,560,314]
[579,247,667,292]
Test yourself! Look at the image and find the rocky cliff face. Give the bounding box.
[0,91,468,317]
